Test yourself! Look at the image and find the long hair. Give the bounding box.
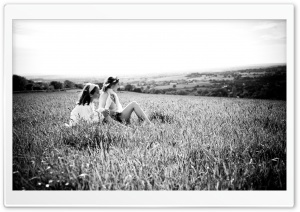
[101,76,119,92]
[77,83,98,105]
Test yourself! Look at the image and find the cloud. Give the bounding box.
[252,22,278,31]
[260,35,286,41]
[12,20,287,77]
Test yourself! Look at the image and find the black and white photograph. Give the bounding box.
[12,18,287,190]
[4,3,294,208]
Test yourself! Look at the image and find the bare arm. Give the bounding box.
[97,92,110,118]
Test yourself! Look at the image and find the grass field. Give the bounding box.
[13,91,286,190]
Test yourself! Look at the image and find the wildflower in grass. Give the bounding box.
[79,173,88,178]
[124,175,133,183]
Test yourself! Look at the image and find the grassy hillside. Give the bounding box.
[13,92,286,190]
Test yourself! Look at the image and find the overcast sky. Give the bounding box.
[13,20,286,78]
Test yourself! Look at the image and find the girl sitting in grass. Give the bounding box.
[65,83,101,127]
[98,76,152,125]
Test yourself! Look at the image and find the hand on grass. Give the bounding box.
[101,109,110,117]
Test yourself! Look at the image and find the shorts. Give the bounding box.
[110,112,123,123]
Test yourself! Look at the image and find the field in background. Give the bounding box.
[13,92,286,190]
[154,82,211,90]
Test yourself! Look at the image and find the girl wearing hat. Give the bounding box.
[65,83,101,127]
[98,76,152,125]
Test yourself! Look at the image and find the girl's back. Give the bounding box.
[70,104,97,123]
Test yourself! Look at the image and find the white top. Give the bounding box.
[98,89,123,113]
[67,103,100,126]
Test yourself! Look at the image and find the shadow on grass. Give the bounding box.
[149,111,175,124]
[61,124,130,153]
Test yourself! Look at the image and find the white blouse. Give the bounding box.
[66,103,100,127]
[97,89,123,113]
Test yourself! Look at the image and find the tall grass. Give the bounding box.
[13,92,286,190]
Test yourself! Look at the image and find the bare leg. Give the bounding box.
[120,101,151,124]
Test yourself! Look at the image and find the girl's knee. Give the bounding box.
[131,101,138,106]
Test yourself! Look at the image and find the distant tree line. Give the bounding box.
[122,66,286,100]
[13,75,85,92]
[230,70,286,100]
[14,65,286,100]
